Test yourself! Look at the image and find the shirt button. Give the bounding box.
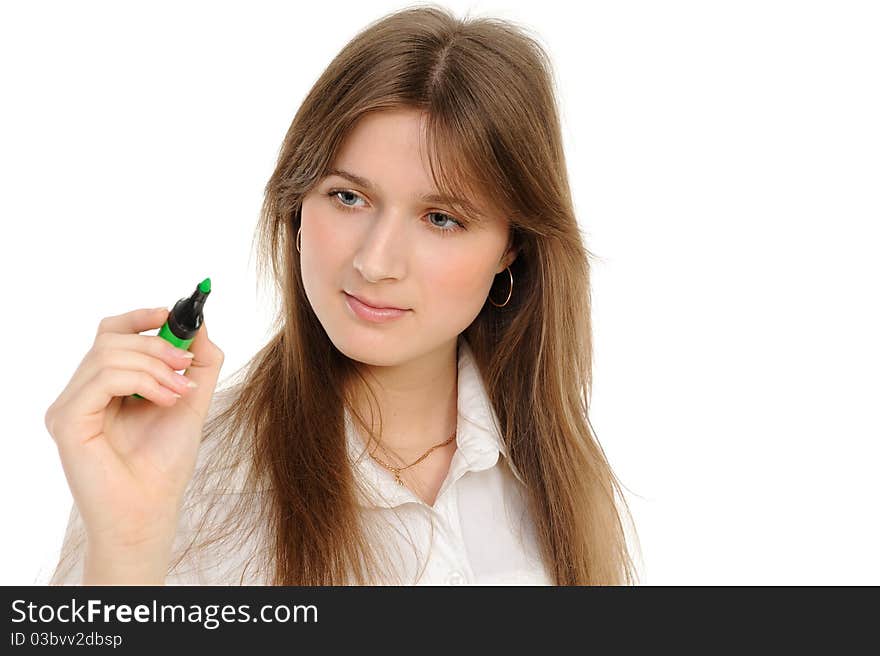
[447,570,465,585]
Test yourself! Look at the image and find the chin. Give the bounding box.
[328,329,411,367]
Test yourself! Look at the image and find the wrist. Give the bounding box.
[83,540,172,585]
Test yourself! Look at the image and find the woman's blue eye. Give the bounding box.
[326,190,465,235]
[426,213,461,231]
[331,190,363,208]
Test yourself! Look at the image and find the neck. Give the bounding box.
[351,337,459,463]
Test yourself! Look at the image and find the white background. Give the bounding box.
[2,0,877,585]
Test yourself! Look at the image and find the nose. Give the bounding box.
[352,211,408,282]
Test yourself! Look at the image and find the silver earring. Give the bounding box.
[489,266,513,307]
[296,226,302,253]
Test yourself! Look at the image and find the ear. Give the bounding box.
[496,231,519,274]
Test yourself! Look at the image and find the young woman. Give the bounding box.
[46,5,640,586]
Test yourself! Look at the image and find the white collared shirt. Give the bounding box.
[50,336,552,585]
[345,335,552,585]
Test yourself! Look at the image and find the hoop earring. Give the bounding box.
[296,226,302,254]
[489,266,513,307]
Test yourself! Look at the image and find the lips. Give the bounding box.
[344,291,409,311]
[344,292,410,323]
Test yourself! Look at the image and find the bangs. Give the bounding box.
[420,111,503,226]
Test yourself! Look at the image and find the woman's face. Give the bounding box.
[299,107,517,367]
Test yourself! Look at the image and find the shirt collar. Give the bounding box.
[346,334,526,508]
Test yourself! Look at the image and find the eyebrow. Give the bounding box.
[324,168,485,220]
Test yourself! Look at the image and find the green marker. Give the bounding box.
[132,277,212,400]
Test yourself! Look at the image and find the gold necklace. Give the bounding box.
[367,431,457,486]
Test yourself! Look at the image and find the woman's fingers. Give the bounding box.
[95,307,170,338]
[53,368,181,448]
[174,319,224,421]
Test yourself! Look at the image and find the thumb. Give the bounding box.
[180,318,224,418]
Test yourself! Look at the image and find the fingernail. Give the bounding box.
[169,346,195,359]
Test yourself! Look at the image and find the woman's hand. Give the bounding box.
[44,307,224,577]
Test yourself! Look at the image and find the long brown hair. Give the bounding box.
[52,4,641,586]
